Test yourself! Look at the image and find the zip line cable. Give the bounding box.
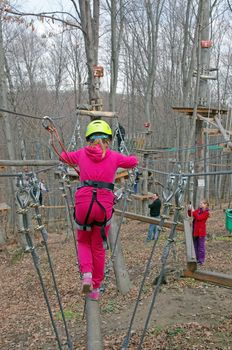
[137,166,232,177]
[143,149,231,165]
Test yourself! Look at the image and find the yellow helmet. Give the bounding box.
[85,120,112,139]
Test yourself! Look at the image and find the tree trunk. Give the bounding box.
[0,17,26,246]
[78,0,100,103]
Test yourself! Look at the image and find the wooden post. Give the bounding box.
[141,153,149,215]
[108,216,131,294]
[86,299,103,350]
[183,219,197,272]
[0,203,10,244]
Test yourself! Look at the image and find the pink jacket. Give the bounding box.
[61,145,138,204]
[192,208,209,237]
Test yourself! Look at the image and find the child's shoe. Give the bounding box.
[81,273,93,294]
[87,289,100,301]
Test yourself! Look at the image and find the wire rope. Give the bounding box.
[0,108,64,120]
[16,181,64,350]
[136,176,187,349]
[121,174,177,349]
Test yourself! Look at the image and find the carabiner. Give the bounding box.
[42,116,56,132]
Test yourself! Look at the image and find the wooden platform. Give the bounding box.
[172,106,228,117]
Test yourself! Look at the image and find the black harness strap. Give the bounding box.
[83,189,97,231]
[74,180,114,249]
[78,180,114,191]
[94,195,109,250]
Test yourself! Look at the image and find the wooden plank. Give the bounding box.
[183,269,232,288]
[114,209,184,231]
[78,110,117,118]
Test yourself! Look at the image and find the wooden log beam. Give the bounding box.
[86,299,103,350]
[40,207,184,231]
[78,110,117,118]
[0,160,59,167]
[114,209,184,231]
[183,269,232,288]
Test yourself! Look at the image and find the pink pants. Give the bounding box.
[75,199,112,289]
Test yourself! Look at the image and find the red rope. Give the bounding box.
[46,125,80,176]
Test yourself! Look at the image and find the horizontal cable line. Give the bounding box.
[139,166,232,177]
[0,108,64,120]
[130,139,230,154]
[145,152,231,165]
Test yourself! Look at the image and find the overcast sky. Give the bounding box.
[15,0,74,35]
[19,0,72,13]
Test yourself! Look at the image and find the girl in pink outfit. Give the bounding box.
[60,120,138,300]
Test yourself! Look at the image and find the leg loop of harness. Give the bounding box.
[74,188,111,250]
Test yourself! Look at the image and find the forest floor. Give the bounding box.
[0,205,232,350]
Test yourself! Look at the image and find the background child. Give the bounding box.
[60,120,138,300]
[191,199,210,265]
[146,193,161,241]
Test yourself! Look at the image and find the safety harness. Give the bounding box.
[74,180,115,249]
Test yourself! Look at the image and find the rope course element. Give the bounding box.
[121,172,187,349]
[67,109,84,151]
[28,173,73,349]
[136,175,187,349]
[101,183,133,293]
[138,165,232,177]
[15,173,73,350]
[42,116,80,176]
[56,165,81,277]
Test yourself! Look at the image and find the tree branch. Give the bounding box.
[227,0,232,12]
[70,0,81,18]
[5,9,82,30]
